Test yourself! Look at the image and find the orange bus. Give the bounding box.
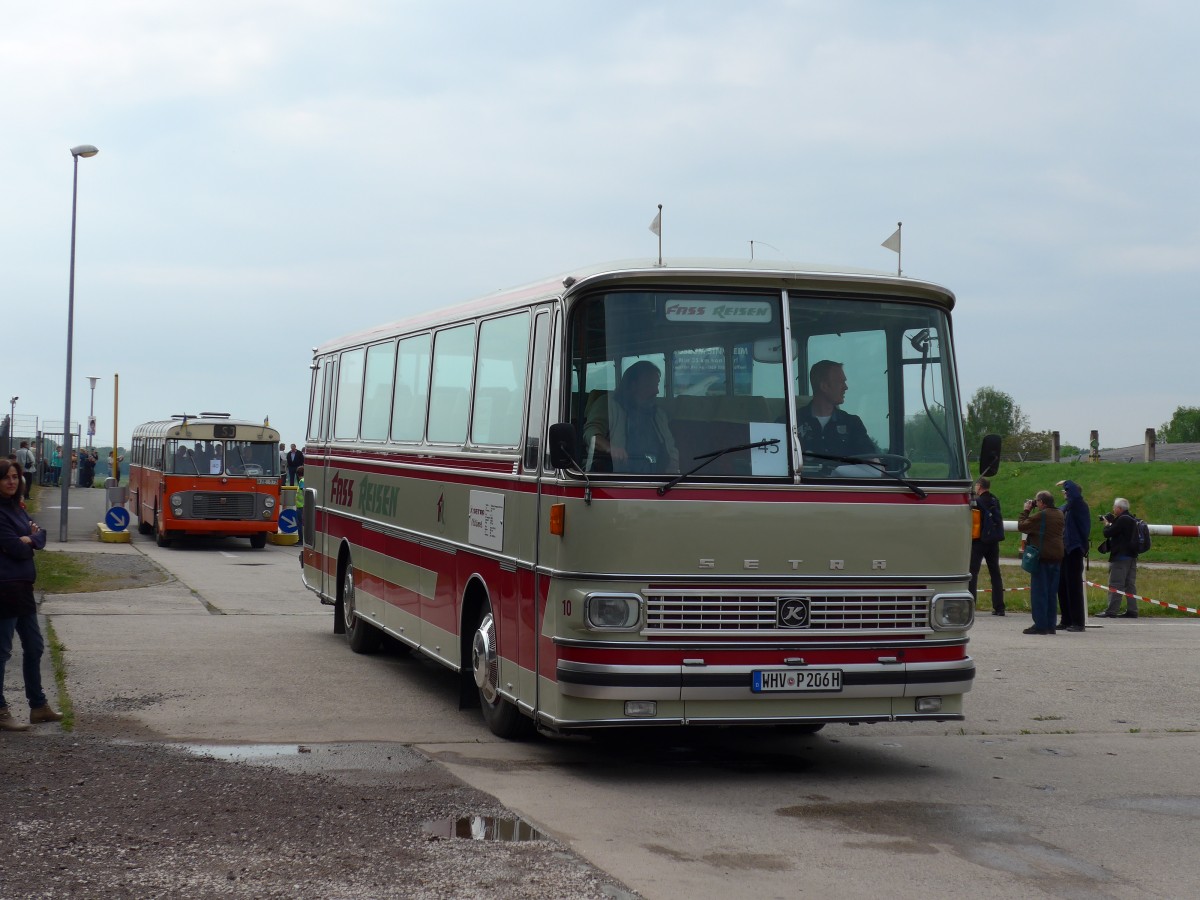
[128,414,283,548]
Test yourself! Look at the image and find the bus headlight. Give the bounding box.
[930,593,975,630]
[170,494,182,508]
[584,594,642,630]
[265,496,276,508]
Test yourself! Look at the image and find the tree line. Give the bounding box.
[964,387,1200,456]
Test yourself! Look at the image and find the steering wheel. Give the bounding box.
[849,453,912,475]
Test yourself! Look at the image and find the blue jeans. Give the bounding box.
[0,613,48,710]
[1030,562,1062,632]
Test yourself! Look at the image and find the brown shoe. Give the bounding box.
[0,706,31,731]
[30,705,63,725]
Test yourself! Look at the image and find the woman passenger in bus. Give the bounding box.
[582,360,679,475]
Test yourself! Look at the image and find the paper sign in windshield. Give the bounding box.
[749,423,788,476]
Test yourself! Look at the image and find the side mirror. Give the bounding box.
[979,434,1001,477]
[548,423,578,470]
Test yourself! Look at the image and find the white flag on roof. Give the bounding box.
[881,225,901,253]
[649,210,662,236]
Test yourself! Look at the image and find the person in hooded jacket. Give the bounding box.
[0,458,63,730]
[1055,480,1091,632]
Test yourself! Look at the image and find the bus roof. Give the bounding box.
[314,258,956,356]
[131,416,281,442]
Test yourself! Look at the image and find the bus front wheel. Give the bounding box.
[471,604,531,739]
[342,562,382,654]
[154,512,171,548]
[249,532,267,549]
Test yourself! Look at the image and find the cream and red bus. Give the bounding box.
[302,259,999,738]
[128,414,283,548]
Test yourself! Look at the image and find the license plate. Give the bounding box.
[751,668,843,693]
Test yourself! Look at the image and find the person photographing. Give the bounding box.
[1017,490,1065,635]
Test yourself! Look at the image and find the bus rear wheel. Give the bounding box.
[471,603,531,739]
[342,562,382,654]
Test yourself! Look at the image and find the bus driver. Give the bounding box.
[794,359,877,458]
[583,361,679,475]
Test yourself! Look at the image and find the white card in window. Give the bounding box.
[748,423,788,476]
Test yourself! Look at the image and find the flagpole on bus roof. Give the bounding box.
[649,204,663,266]
[881,221,902,276]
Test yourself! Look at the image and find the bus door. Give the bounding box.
[304,355,338,599]
[521,309,553,700]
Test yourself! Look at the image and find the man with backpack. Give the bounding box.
[969,476,1006,615]
[1099,497,1141,619]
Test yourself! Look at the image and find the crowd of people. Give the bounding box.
[970,476,1145,635]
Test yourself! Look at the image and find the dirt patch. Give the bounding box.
[43,551,171,594]
[0,727,637,899]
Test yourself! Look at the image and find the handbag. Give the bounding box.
[1020,514,1047,573]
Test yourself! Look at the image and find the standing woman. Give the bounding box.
[0,458,62,730]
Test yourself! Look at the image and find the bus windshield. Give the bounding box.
[568,287,966,481]
[165,439,280,476]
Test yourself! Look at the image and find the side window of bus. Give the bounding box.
[471,312,530,447]
[428,323,475,444]
[391,334,431,442]
[319,359,336,441]
[307,361,324,442]
[360,341,396,442]
[524,312,550,469]
[334,348,366,440]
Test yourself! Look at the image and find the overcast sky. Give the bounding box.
[3,1,1195,452]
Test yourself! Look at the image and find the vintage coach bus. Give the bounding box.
[128,414,282,548]
[302,259,998,738]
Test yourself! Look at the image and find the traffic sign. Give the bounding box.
[105,507,131,532]
[277,508,299,534]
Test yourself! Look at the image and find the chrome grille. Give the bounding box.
[644,593,929,633]
[191,492,255,520]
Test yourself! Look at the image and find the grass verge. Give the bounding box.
[43,618,74,732]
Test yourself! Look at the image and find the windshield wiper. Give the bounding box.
[658,439,780,496]
[801,451,927,500]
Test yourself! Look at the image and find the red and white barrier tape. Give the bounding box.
[978,584,1199,614]
[1084,580,1200,616]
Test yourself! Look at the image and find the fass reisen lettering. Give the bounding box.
[664,300,772,322]
[330,472,355,507]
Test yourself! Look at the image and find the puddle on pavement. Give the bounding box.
[422,815,546,842]
[179,743,303,761]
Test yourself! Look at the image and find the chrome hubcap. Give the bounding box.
[472,612,499,704]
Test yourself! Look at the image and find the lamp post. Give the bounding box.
[8,396,16,456]
[59,144,99,543]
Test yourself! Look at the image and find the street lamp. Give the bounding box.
[8,396,16,456]
[59,144,99,543]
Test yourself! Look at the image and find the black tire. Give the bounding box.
[342,562,382,654]
[777,723,825,735]
[154,510,171,547]
[249,532,267,549]
[471,603,532,739]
